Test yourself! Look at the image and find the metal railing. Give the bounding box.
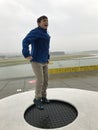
[0,57,98,80]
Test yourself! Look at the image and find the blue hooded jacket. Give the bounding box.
[22,27,50,63]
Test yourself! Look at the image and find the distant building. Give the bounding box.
[50,51,65,56]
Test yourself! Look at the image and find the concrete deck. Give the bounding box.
[0,88,98,130]
[0,71,98,130]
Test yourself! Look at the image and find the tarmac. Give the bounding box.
[0,70,98,130]
[0,70,98,99]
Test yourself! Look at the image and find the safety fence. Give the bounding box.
[0,57,98,79]
[49,65,98,74]
[48,57,98,74]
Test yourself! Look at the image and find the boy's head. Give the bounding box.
[37,15,48,29]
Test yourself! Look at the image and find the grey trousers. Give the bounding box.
[31,61,48,99]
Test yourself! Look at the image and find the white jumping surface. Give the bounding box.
[0,88,98,130]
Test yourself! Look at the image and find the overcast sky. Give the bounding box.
[0,0,98,54]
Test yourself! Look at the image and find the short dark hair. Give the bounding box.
[37,15,48,23]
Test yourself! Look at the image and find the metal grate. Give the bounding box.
[24,100,78,129]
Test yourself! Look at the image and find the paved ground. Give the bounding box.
[0,70,98,130]
[0,70,98,99]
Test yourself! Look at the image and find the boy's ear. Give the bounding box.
[38,23,40,26]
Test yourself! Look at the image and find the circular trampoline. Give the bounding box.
[24,100,78,129]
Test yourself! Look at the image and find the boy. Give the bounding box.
[22,16,50,110]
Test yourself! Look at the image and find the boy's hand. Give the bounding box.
[47,60,49,64]
[26,56,33,60]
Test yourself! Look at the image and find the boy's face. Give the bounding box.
[38,18,48,29]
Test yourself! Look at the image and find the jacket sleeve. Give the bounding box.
[22,30,37,58]
[48,54,50,59]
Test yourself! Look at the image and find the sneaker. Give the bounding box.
[33,98,44,110]
[41,97,50,104]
